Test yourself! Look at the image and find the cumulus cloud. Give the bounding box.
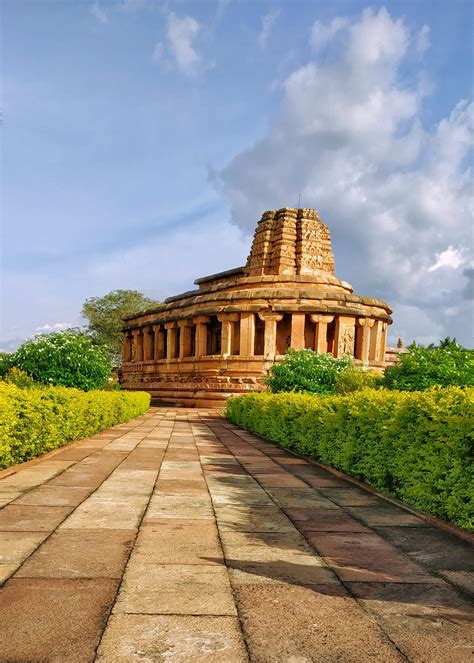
[90,1,108,24]
[153,11,210,77]
[258,10,281,50]
[216,7,473,346]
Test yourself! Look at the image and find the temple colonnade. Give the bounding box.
[123,311,388,366]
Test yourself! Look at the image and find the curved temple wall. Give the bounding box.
[121,208,392,406]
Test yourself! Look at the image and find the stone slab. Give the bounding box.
[114,564,237,616]
[134,519,224,565]
[310,532,434,582]
[0,578,118,663]
[96,614,248,662]
[232,583,404,663]
[16,529,136,578]
[0,504,73,531]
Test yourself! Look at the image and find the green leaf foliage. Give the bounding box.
[0,383,150,468]
[13,330,111,391]
[0,352,15,378]
[266,349,352,394]
[82,289,160,364]
[226,388,474,531]
[383,340,474,391]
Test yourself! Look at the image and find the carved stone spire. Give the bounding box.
[245,207,335,276]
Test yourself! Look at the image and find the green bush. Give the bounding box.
[267,349,352,394]
[383,340,474,391]
[226,388,474,531]
[335,366,382,394]
[0,383,150,468]
[3,368,37,389]
[13,330,112,391]
[0,352,15,378]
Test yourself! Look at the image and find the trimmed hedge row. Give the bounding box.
[0,383,151,468]
[226,388,474,531]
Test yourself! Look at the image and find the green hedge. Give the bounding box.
[0,383,151,468]
[226,388,474,531]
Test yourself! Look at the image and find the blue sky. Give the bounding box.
[2,0,473,349]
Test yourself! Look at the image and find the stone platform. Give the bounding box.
[0,407,473,662]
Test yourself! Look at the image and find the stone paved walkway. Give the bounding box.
[0,407,473,663]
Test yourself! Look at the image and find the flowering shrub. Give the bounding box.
[267,349,352,394]
[13,330,111,391]
[0,383,150,468]
[335,365,382,394]
[226,388,474,531]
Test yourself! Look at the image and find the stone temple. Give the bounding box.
[121,207,392,406]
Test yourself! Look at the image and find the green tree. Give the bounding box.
[13,330,111,391]
[82,289,160,364]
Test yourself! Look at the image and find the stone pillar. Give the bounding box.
[217,313,240,357]
[193,316,210,357]
[379,322,388,362]
[334,316,356,358]
[290,313,306,350]
[153,324,165,360]
[131,329,143,363]
[310,314,335,354]
[178,319,193,358]
[355,318,375,363]
[258,312,283,359]
[143,327,154,361]
[164,322,179,360]
[239,312,255,356]
[369,320,383,362]
[123,332,132,363]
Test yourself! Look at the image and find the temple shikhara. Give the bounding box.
[121,207,393,405]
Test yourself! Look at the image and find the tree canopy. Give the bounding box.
[82,289,160,364]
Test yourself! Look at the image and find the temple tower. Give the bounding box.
[245,207,335,277]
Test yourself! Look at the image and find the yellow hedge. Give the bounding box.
[0,383,150,468]
[226,387,474,531]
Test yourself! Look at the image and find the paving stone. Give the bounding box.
[374,526,474,571]
[47,470,110,488]
[265,487,338,509]
[95,614,248,662]
[310,531,434,582]
[220,531,338,586]
[143,495,214,521]
[60,497,148,530]
[438,570,474,595]
[16,529,135,578]
[347,582,474,662]
[316,487,383,506]
[346,504,427,527]
[233,583,404,663]
[252,473,308,487]
[214,504,295,533]
[134,519,224,565]
[0,504,73,531]
[0,531,48,582]
[13,484,94,507]
[153,479,209,496]
[287,507,371,532]
[114,564,236,615]
[0,578,118,662]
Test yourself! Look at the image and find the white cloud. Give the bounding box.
[35,323,73,333]
[258,10,281,50]
[428,246,464,272]
[90,1,108,25]
[310,16,349,52]
[154,12,210,77]
[417,24,431,56]
[217,7,474,346]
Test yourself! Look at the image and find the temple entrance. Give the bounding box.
[207,317,222,355]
